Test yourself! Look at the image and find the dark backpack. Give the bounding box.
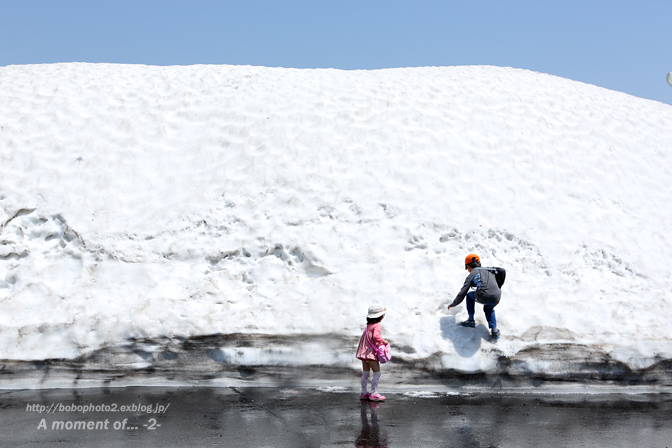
[475,267,506,288]
[491,267,506,288]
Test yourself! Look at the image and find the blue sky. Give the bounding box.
[1,0,671,105]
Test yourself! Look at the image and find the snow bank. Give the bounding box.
[1,63,671,386]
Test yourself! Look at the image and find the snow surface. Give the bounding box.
[1,63,672,386]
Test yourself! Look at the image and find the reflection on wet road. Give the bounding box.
[356,401,388,448]
[1,387,671,447]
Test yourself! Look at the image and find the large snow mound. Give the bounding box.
[1,63,671,382]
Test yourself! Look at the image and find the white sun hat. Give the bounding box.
[367,304,386,319]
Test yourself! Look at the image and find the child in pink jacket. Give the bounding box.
[355,304,388,401]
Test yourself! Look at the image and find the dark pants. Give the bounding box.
[466,291,498,329]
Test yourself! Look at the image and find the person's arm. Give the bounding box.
[447,273,474,309]
[371,325,387,346]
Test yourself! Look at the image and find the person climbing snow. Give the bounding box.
[447,254,502,339]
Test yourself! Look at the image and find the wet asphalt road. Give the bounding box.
[1,386,671,447]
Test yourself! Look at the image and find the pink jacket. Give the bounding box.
[356,323,385,361]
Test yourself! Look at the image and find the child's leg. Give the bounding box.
[483,303,497,329]
[361,361,371,394]
[368,361,382,394]
[371,371,382,395]
[466,291,476,320]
